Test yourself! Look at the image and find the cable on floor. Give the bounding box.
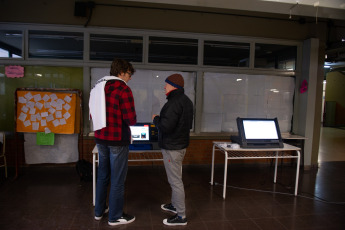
[213,182,345,205]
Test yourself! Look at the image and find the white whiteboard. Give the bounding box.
[91,68,196,123]
[201,72,295,133]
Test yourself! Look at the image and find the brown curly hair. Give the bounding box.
[110,58,135,76]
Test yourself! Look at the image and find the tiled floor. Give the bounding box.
[318,127,345,162]
[0,127,345,230]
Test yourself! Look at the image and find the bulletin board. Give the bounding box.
[15,88,82,134]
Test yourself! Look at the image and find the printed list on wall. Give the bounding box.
[16,90,76,134]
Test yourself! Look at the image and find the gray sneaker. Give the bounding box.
[161,203,177,214]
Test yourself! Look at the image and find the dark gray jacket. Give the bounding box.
[153,88,194,150]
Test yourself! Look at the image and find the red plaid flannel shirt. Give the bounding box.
[94,80,136,145]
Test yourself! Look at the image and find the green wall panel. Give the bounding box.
[0,66,83,132]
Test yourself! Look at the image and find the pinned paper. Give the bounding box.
[36,132,54,145]
[55,111,62,118]
[50,94,58,101]
[24,120,31,127]
[18,97,27,103]
[27,101,35,109]
[64,103,71,111]
[43,94,50,101]
[36,113,42,121]
[33,94,42,102]
[60,118,67,125]
[63,112,71,120]
[44,102,51,109]
[45,127,51,134]
[48,108,56,114]
[64,95,72,103]
[21,106,29,113]
[32,122,39,130]
[30,114,37,122]
[41,112,48,117]
[25,92,33,100]
[29,108,36,115]
[53,119,60,127]
[46,114,54,122]
[35,102,43,110]
[18,112,27,122]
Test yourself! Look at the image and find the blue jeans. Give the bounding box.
[95,144,129,222]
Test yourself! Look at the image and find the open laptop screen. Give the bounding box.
[130,124,150,142]
[243,120,279,139]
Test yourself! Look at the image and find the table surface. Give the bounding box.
[214,142,301,152]
[281,133,306,140]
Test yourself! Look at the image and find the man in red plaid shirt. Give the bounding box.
[89,58,137,226]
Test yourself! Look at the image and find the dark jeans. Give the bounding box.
[95,144,129,221]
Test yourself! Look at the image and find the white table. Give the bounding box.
[210,142,301,199]
[92,145,163,206]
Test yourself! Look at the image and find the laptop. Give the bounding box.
[129,123,159,150]
[230,117,284,148]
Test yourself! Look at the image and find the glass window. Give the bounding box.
[90,68,196,124]
[204,41,250,67]
[90,34,143,62]
[255,43,297,70]
[0,30,23,58]
[201,72,295,133]
[149,36,198,65]
[29,31,83,59]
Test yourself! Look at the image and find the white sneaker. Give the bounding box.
[108,213,135,226]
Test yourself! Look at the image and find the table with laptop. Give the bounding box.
[91,123,162,206]
[210,118,302,199]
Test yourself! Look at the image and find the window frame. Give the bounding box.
[0,23,302,135]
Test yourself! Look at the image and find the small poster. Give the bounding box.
[36,132,55,145]
[5,65,24,78]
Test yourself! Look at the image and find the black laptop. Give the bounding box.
[230,117,284,148]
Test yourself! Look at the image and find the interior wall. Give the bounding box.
[0,0,328,42]
[0,0,329,168]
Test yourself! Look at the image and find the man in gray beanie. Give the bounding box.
[152,73,193,226]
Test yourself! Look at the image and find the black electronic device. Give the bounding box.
[129,123,159,150]
[230,117,284,148]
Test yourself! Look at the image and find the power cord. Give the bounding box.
[212,182,345,205]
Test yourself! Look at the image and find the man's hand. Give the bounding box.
[152,114,158,121]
